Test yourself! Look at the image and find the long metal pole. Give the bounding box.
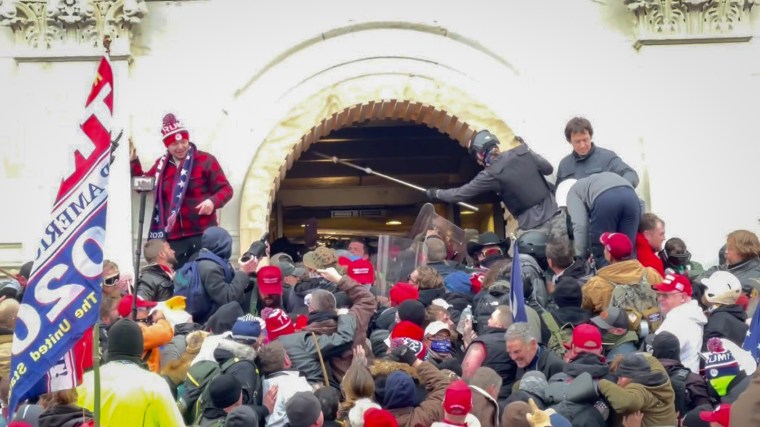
[93,324,101,427]
[311,151,479,212]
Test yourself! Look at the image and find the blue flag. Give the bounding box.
[743,298,760,364]
[510,243,528,323]
[8,57,114,413]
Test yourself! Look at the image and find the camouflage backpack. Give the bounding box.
[608,271,662,337]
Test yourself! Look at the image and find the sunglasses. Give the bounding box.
[103,274,120,286]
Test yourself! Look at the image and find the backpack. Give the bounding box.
[670,367,692,420]
[474,288,509,334]
[178,357,240,425]
[608,272,662,337]
[174,252,226,320]
[541,311,574,357]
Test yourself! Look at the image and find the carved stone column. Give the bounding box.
[624,0,756,48]
[0,0,147,57]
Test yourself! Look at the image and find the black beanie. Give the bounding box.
[652,331,681,361]
[206,302,244,334]
[552,278,583,308]
[616,353,650,378]
[397,300,425,327]
[209,373,242,409]
[106,319,144,364]
[370,329,390,358]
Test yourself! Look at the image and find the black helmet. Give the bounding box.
[516,230,548,269]
[469,130,499,158]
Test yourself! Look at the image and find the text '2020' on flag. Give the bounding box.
[510,242,528,323]
[8,56,115,413]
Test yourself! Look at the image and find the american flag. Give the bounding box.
[510,243,528,323]
[150,145,194,239]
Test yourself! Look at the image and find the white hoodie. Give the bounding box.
[656,299,707,373]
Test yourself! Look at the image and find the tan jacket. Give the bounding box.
[0,333,12,381]
[731,366,760,426]
[470,385,499,427]
[582,260,663,314]
[389,362,451,427]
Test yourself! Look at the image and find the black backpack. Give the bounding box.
[670,367,692,419]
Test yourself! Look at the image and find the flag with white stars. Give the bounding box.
[147,144,195,240]
[743,299,760,363]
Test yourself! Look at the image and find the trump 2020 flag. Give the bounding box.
[743,298,760,363]
[8,56,114,413]
[510,243,528,323]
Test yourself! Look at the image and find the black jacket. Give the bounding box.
[473,285,510,335]
[197,255,248,325]
[557,144,639,187]
[659,358,711,411]
[516,344,566,382]
[418,287,445,307]
[703,304,748,349]
[285,277,338,315]
[136,263,174,302]
[547,306,592,328]
[39,405,93,427]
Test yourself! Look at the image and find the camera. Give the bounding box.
[132,176,156,192]
[241,232,269,263]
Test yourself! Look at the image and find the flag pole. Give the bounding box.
[90,35,113,427]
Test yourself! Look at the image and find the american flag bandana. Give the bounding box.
[148,143,195,240]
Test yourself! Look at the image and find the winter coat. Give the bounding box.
[214,339,261,406]
[515,344,566,383]
[328,275,377,380]
[598,354,677,427]
[77,360,185,427]
[470,385,499,427]
[565,172,635,257]
[656,300,707,373]
[697,257,760,298]
[131,148,233,240]
[39,405,94,427]
[704,304,748,349]
[473,285,510,335]
[136,263,174,302]
[161,329,207,389]
[263,370,313,427]
[635,233,665,277]
[658,358,711,411]
[418,287,445,307]
[546,306,592,328]
[371,359,428,406]
[285,277,338,315]
[557,144,639,188]
[544,353,610,427]
[521,253,549,310]
[443,291,474,324]
[581,259,663,314]
[277,314,356,384]
[196,257,249,325]
[387,362,451,427]
[139,318,174,373]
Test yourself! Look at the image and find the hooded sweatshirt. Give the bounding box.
[196,227,249,324]
[703,304,748,349]
[656,300,707,373]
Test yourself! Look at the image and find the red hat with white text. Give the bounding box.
[161,113,189,147]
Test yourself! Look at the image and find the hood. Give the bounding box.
[206,302,245,334]
[487,283,509,298]
[631,354,672,391]
[443,291,473,310]
[598,259,650,284]
[667,300,707,326]
[710,303,748,322]
[370,359,419,380]
[572,143,597,161]
[293,277,338,297]
[565,352,609,378]
[201,226,233,260]
[225,406,259,427]
[549,307,591,327]
[38,405,92,427]
[657,358,686,372]
[214,338,256,362]
[384,371,418,409]
[563,258,589,280]
[201,406,227,424]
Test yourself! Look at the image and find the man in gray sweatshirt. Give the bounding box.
[557,172,640,268]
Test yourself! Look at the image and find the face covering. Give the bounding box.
[431,339,452,354]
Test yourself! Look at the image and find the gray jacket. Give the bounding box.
[557,144,639,187]
[565,172,634,257]
[277,314,356,384]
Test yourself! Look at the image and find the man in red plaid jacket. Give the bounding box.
[130,113,233,268]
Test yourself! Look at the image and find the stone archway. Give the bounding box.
[238,74,517,247]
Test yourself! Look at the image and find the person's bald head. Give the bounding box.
[0,298,20,329]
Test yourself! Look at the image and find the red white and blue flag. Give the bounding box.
[8,56,114,413]
[510,243,528,323]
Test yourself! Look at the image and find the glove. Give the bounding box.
[391,345,418,366]
[525,398,553,427]
[425,188,439,200]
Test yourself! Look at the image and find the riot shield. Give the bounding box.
[409,203,467,263]
[375,235,426,296]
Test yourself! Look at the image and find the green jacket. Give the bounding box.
[598,354,677,427]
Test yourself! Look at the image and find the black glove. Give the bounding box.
[425,188,439,200]
[391,345,418,366]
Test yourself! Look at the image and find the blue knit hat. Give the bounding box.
[231,314,262,344]
[444,271,472,294]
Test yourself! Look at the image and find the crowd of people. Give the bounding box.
[2,115,760,427]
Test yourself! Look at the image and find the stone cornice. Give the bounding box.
[0,0,146,58]
[624,0,756,48]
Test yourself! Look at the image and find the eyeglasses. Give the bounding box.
[103,274,120,286]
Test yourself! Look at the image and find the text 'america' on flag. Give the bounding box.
[8,56,114,413]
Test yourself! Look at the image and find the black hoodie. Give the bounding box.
[547,306,592,328]
[703,304,748,349]
[564,352,611,380]
[286,277,338,315]
[39,405,93,427]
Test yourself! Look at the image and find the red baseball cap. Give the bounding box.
[653,273,692,297]
[258,266,283,295]
[443,380,472,415]
[567,324,602,351]
[347,259,374,285]
[599,232,633,260]
[117,295,157,318]
[699,404,731,427]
